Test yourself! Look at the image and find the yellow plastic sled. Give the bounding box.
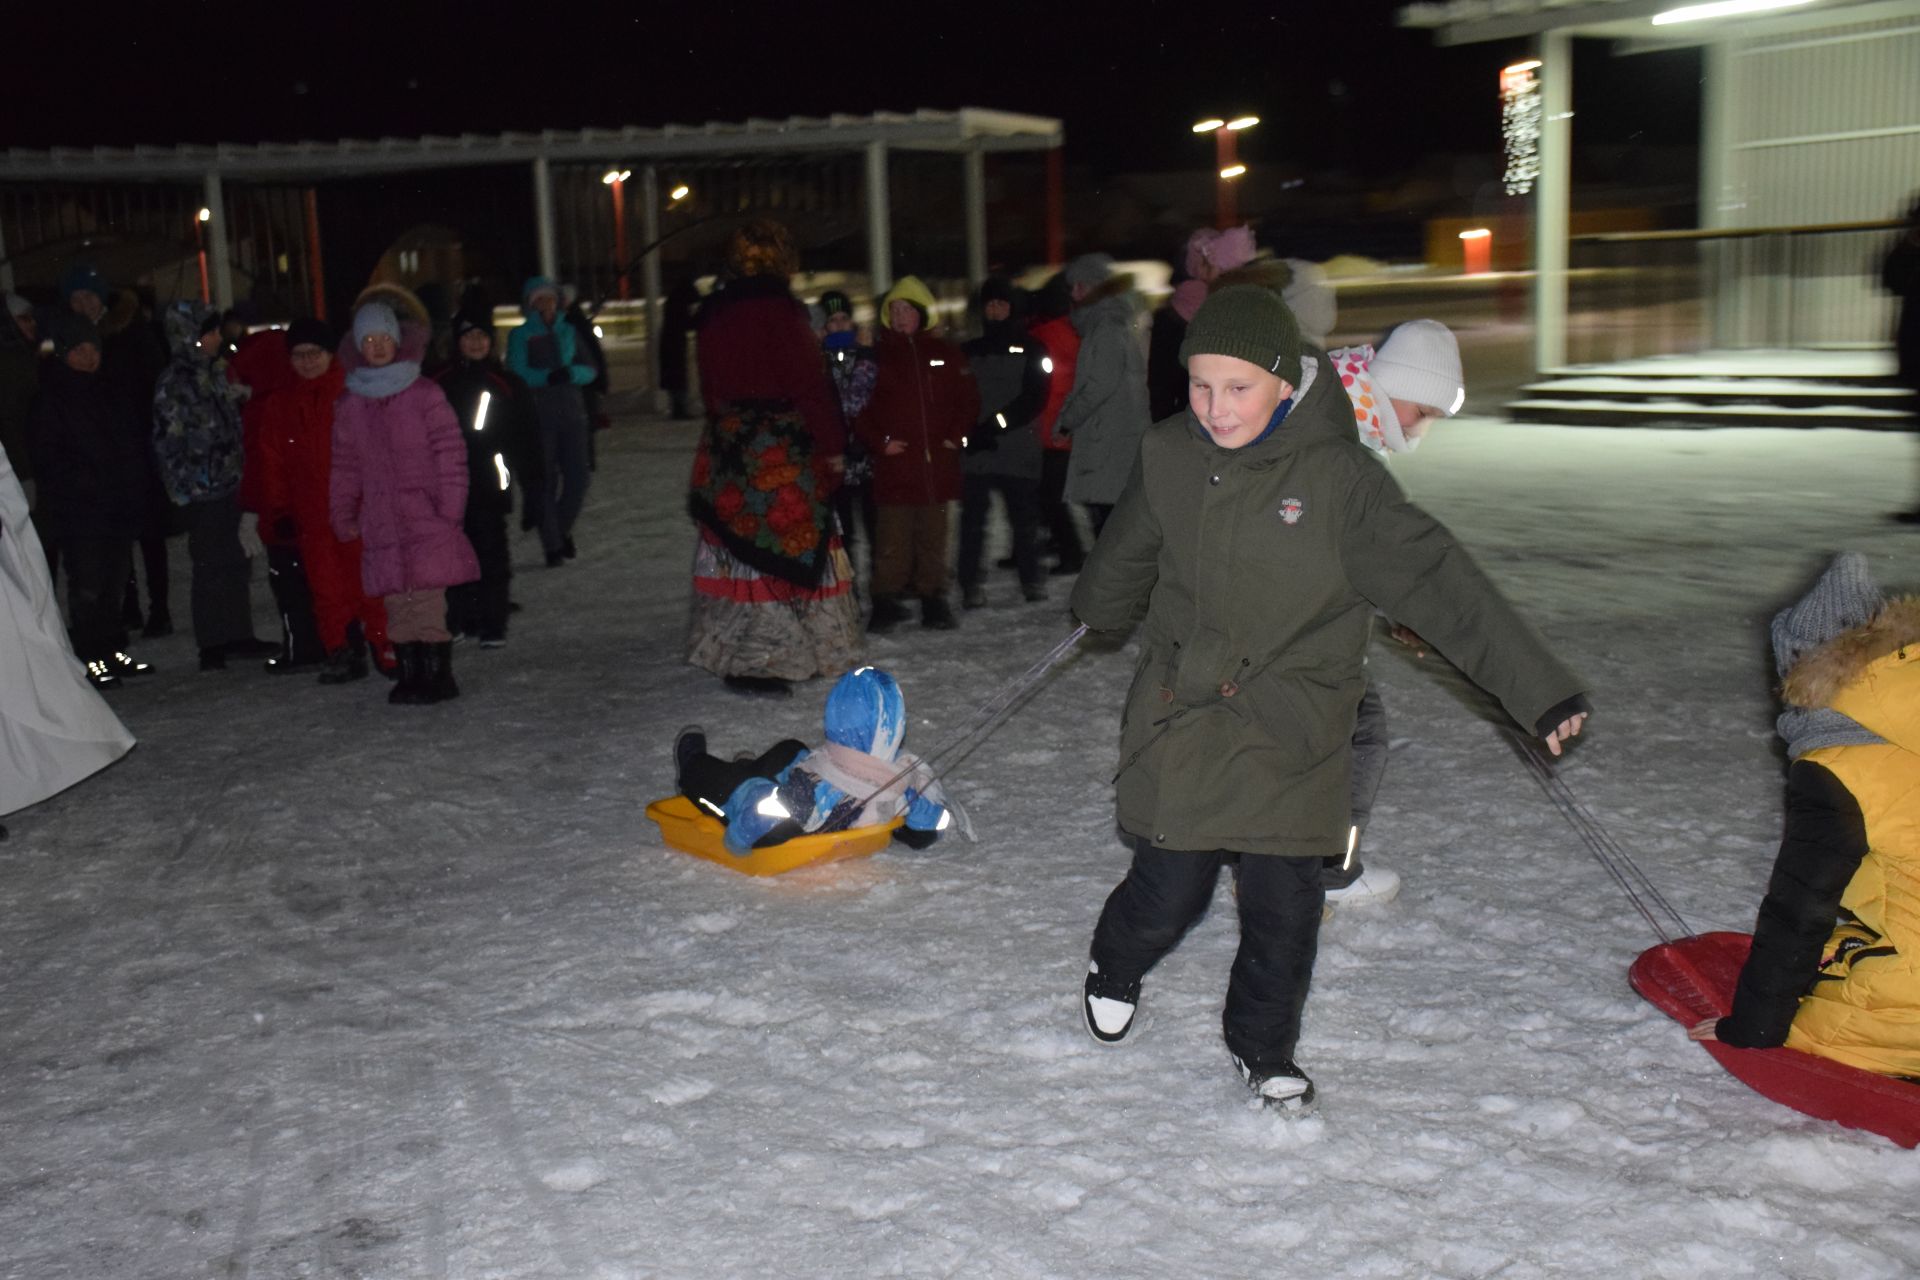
[644,795,903,877]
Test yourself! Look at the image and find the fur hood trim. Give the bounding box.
[1781,595,1920,709]
[351,282,431,327]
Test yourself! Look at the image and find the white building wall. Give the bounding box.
[1712,13,1920,346]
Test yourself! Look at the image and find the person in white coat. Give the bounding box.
[0,442,135,832]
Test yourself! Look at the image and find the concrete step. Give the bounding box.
[1518,376,1913,410]
[1507,396,1914,429]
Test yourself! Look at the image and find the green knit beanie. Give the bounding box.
[1178,284,1302,377]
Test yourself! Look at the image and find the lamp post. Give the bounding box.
[1193,115,1258,230]
[194,206,212,305]
[602,168,632,300]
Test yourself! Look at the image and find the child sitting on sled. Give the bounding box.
[674,666,961,855]
[1690,553,1920,1077]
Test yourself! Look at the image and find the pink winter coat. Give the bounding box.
[329,373,479,597]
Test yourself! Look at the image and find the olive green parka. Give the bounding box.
[1069,350,1586,857]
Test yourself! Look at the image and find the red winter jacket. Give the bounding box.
[1029,314,1080,453]
[697,275,846,472]
[853,326,979,505]
[258,362,347,541]
[229,329,296,532]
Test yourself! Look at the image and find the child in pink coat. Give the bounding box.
[330,299,478,705]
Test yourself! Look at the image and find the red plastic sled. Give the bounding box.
[1630,931,1920,1148]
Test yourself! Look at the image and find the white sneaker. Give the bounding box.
[1323,862,1401,906]
[1232,1054,1316,1112]
[1082,961,1140,1044]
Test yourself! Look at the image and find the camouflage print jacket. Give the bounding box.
[151,300,245,505]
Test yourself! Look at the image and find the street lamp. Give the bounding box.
[669,184,690,204]
[1194,115,1258,229]
[603,168,632,300]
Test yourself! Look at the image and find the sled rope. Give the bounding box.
[1500,725,1693,943]
[854,624,1089,813]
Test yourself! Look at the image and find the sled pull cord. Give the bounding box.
[854,624,1089,821]
[1500,725,1693,943]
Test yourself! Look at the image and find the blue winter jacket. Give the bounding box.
[505,277,596,390]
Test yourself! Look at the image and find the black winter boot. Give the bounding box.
[388,642,429,705]
[317,622,370,685]
[867,595,911,634]
[920,595,958,630]
[420,641,459,704]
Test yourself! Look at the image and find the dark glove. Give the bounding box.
[964,425,998,455]
[547,366,573,387]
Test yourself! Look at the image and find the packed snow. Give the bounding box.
[4,413,1919,1279]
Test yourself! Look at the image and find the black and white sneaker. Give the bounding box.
[1082,961,1140,1045]
[1232,1054,1316,1113]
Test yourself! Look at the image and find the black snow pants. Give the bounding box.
[1091,838,1325,1070]
[679,739,808,818]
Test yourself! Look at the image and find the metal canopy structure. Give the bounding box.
[0,108,1065,352]
[1398,0,1920,371]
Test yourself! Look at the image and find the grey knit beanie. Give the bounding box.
[1178,284,1302,378]
[1063,253,1115,289]
[1372,320,1465,416]
[1770,552,1883,678]
[351,302,401,347]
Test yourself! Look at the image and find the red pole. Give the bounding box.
[195,219,210,305]
[610,178,630,301]
[303,188,328,321]
[1044,147,1065,266]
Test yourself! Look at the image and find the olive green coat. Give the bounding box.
[1069,351,1586,857]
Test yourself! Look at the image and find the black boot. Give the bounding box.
[317,622,370,685]
[425,641,460,703]
[920,595,958,630]
[388,642,429,705]
[723,674,793,699]
[867,595,911,634]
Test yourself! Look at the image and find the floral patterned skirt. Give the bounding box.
[687,524,863,681]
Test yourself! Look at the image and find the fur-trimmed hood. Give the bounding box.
[1781,595,1920,711]
[335,319,431,372]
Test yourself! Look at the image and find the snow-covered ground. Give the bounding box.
[4,415,1919,1280]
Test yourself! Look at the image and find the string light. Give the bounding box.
[1501,60,1543,197]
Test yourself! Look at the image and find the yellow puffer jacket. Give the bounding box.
[1784,601,1920,1075]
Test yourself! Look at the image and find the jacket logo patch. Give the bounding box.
[1278,498,1305,525]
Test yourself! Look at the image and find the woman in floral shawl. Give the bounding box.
[687,220,861,698]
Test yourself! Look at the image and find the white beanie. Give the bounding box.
[1370,320,1464,416]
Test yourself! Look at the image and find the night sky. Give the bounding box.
[8,2,1700,180]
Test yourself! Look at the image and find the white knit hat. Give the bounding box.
[1370,320,1465,416]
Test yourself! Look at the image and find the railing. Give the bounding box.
[1566,219,1906,366]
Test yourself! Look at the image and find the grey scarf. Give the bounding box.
[1777,706,1885,760]
[346,360,421,399]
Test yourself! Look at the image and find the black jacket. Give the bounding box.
[435,358,543,520]
[28,361,153,541]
